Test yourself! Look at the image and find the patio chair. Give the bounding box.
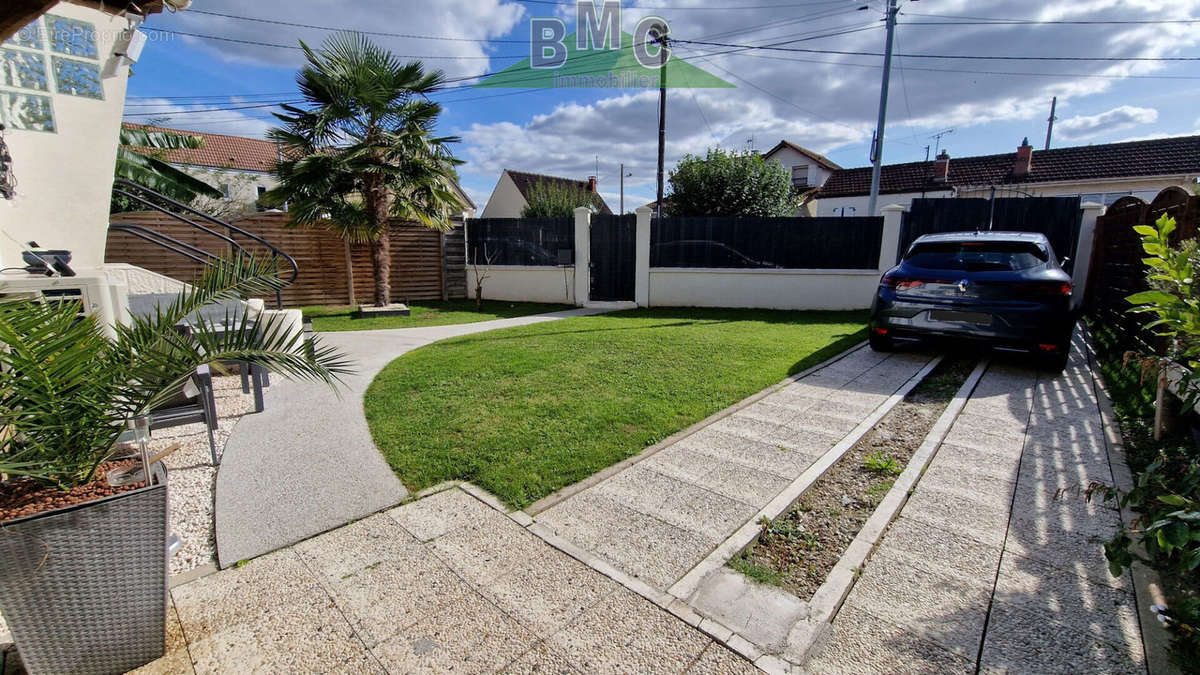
[149,364,220,465]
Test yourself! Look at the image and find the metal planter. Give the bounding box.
[0,463,168,675]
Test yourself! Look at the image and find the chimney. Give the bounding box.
[932,150,950,182]
[1013,137,1033,179]
[587,176,598,193]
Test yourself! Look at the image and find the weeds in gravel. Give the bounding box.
[863,451,902,475]
[730,555,785,586]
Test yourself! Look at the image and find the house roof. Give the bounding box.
[819,134,1200,198]
[761,140,842,171]
[122,122,282,173]
[3,1,167,43]
[504,169,613,215]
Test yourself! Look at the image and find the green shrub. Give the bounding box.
[863,451,902,475]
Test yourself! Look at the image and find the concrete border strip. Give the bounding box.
[1082,330,1179,675]
[785,358,990,667]
[455,482,766,668]
[667,354,945,604]
[524,341,870,516]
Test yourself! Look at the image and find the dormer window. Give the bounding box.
[791,164,811,189]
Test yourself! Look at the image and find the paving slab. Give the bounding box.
[547,588,713,674]
[805,605,974,675]
[214,308,605,567]
[868,515,1004,587]
[978,599,1144,675]
[690,568,809,651]
[534,349,933,597]
[150,485,745,673]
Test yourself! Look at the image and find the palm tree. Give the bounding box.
[264,33,465,307]
[113,126,224,211]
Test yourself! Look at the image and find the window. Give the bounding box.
[905,241,1049,271]
[256,185,268,212]
[0,15,103,133]
[791,164,810,188]
[220,183,231,198]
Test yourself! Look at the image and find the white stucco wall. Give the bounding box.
[480,173,527,218]
[817,190,954,218]
[0,3,134,269]
[467,265,576,304]
[647,268,881,311]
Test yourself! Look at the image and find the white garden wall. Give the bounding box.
[467,265,577,304]
[647,268,880,311]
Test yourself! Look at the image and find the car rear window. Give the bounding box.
[904,240,1048,271]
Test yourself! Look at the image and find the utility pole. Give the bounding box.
[654,24,669,221]
[866,0,900,218]
[1044,96,1057,150]
[620,164,632,214]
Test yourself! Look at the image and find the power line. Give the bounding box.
[514,0,853,9]
[902,13,1200,25]
[674,37,1200,61]
[122,101,304,116]
[725,49,1200,80]
[183,9,531,43]
[143,28,527,59]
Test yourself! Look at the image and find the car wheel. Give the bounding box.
[1040,345,1070,374]
[869,331,893,352]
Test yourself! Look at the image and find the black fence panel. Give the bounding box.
[899,197,1082,261]
[651,216,883,270]
[466,217,574,266]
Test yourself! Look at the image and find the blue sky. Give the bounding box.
[122,0,1200,211]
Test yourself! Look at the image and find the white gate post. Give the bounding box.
[574,207,592,307]
[635,206,652,307]
[1073,201,1105,310]
[878,204,906,272]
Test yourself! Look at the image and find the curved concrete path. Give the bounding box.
[214,308,607,568]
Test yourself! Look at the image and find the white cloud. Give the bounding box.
[152,0,526,80]
[1056,105,1159,140]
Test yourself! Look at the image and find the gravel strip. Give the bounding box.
[730,357,976,599]
[147,375,257,576]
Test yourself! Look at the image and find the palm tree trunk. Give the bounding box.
[363,172,392,307]
[370,234,391,306]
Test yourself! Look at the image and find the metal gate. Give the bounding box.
[589,214,636,302]
[899,197,1083,261]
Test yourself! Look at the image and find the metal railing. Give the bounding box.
[109,179,299,308]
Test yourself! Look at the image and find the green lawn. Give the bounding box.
[302,300,572,332]
[364,307,867,508]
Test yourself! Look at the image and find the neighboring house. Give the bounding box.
[1,1,172,268]
[121,122,282,217]
[481,169,612,218]
[760,140,842,192]
[816,135,1200,217]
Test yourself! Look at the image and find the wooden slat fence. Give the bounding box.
[1086,187,1200,355]
[105,211,466,307]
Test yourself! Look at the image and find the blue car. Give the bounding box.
[869,231,1076,371]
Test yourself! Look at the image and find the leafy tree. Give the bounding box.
[520,180,604,218]
[112,127,223,213]
[264,33,465,307]
[666,148,799,217]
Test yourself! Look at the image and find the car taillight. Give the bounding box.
[1029,281,1073,296]
[881,274,925,290]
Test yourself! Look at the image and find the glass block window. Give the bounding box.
[1,49,49,91]
[52,57,102,99]
[4,19,42,50]
[45,15,98,60]
[1,92,55,133]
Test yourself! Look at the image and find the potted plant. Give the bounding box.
[0,255,350,675]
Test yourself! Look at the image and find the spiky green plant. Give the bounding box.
[0,255,353,489]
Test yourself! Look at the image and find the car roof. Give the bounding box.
[912,231,1050,245]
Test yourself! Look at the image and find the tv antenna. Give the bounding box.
[930,128,954,157]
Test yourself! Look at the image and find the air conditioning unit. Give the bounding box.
[0,273,129,339]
